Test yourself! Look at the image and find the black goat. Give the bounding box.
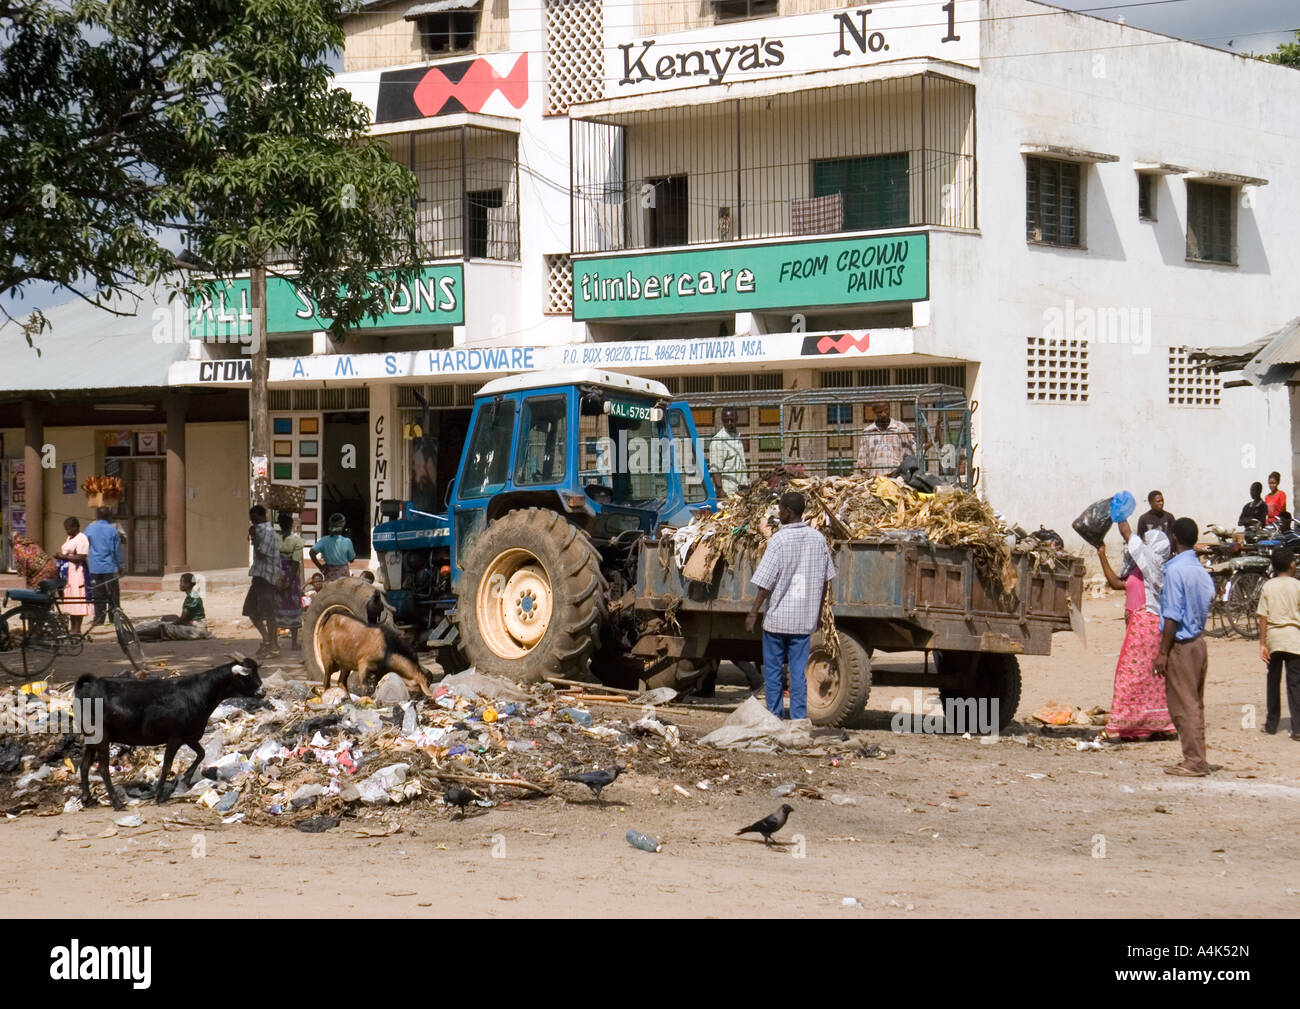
[74,656,263,810]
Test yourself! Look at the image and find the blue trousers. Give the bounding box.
[762,631,810,720]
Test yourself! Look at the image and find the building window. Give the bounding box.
[1168,347,1222,408]
[713,0,778,23]
[545,253,572,315]
[1026,157,1081,248]
[417,9,479,55]
[813,154,909,233]
[466,188,502,259]
[647,175,688,247]
[1027,336,1089,403]
[1186,182,1234,264]
[1137,173,1155,221]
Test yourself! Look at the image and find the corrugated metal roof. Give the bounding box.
[404,0,480,18]
[0,283,192,394]
[1189,317,1300,387]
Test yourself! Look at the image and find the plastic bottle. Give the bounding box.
[626,829,662,853]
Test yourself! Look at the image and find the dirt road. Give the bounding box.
[1,590,1296,918]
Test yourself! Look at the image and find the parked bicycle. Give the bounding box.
[0,574,143,681]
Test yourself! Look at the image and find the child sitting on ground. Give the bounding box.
[135,573,213,641]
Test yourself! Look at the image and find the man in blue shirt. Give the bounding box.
[83,505,123,626]
[1154,517,1216,776]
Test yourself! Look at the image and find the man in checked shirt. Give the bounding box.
[855,400,916,477]
[745,492,837,719]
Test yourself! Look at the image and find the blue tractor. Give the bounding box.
[304,369,716,688]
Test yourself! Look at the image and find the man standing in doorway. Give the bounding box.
[708,407,748,497]
[855,401,915,477]
[1154,517,1216,776]
[244,505,281,658]
[84,505,123,627]
[745,492,837,720]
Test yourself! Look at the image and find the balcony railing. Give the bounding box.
[570,73,975,254]
[383,123,520,262]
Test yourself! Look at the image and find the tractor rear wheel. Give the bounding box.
[303,577,392,688]
[454,508,604,684]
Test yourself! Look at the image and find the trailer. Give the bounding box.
[630,537,1084,729]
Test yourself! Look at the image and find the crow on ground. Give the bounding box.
[735,804,794,846]
[561,765,625,807]
[444,784,482,819]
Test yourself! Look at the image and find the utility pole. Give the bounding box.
[249,262,270,507]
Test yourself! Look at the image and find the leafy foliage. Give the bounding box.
[1,0,421,337]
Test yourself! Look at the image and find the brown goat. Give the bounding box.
[316,612,434,697]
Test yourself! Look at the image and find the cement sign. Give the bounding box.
[572,233,928,320]
[608,1,978,98]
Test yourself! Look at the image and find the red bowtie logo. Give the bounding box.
[413,53,528,117]
[816,333,871,354]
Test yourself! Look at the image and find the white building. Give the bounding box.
[169,0,1300,552]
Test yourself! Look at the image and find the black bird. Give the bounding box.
[736,804,794,846]
[561,765,625,807]
[444,784,482,819]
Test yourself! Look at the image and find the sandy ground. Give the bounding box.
[1,586,1297,919]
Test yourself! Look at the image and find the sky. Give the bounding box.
[6,0,1296,318]
[1056,0,1296,54]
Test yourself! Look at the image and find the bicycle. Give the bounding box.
[0,574,144,682]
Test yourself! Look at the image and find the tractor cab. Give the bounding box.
[370,369,716,662]
[446,369,713,582]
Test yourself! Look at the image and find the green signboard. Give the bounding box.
[572,232,928,321]
[189,264,465,339]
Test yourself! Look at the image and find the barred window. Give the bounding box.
[1027,336,1089,403]
[713,0,778,22]
[1026,157,1081,248]
[1186,182,1234,264]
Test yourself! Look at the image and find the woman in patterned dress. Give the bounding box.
[1096,519,1176,740]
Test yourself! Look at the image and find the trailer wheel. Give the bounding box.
[936,651,1021,733]
[806,629,872,728]
[454,508,603,683]
[303,577,395,687]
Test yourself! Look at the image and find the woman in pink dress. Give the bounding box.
[1096,518,1176,740]
[58,516,92,635]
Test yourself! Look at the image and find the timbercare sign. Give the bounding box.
[189,265,465,340]
[572,233,928,320]
[608,1,978,98]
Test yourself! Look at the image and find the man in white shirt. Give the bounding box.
[708,407,747,497]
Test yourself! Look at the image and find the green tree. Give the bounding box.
[1263,31,1300,68]
[1,0,421,501]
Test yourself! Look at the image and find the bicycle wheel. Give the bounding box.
[0,609,62,680]
[1226,572,1264,639]
[111,607,145,671]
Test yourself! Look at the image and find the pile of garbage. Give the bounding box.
[0,668,827,827]
[670,473,1073,605]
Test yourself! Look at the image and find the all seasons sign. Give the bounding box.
[572,233,927,321]
[189,264,465,340]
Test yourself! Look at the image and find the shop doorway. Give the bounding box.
[119,458,164,575]
[322,411,371,558]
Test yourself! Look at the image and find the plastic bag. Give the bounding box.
[1109,491,1136,522]
[1072,497,1114,548]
